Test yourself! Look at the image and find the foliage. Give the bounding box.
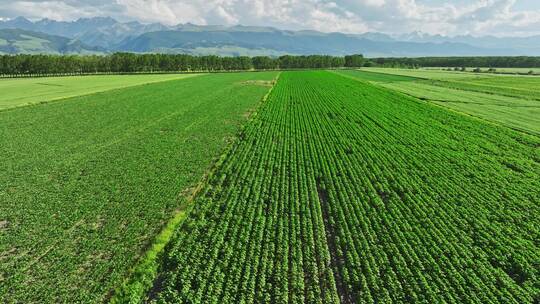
[0,53,364,76]
[336,69,418,83]
[344,54,366,67]
[340,68,540,134]
[370,56,540,68]
[0,71,278,302]
[145,71,540,303]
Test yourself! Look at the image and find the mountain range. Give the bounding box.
[0,28,104,55]
[1,16,539,57]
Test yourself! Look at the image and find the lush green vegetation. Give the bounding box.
[2,67,539,303]
[363,68,540,99]
[0,53,365,76]
[136,71,539,303]
[361,68,484,80]
[370,56,540,68]
[339,69,540,134]
[5,54,538,76]
[0,71,278,302]
[335,69,418,83]
[425,67,540,75]
[0,73,199,109]
[351,68,540,101]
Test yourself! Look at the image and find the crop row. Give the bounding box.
[0,72,278,302]
[337,69,540,135]
[150,71,540,303]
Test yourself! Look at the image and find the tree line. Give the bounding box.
[0,53,366,76]
[3,53,538,76]
[370,56,540,68]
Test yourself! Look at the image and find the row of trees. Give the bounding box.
[0,53,366,76]
[371,56,540,68]
[4,53,538,76]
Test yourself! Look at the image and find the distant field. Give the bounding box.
[0,71,278,302]
[489,67,540,74]
[337,69,417,82]
[375,68,540,99]
[139,71,540,303]
[0,73,200,109]
[3,68,540,303]
[339,69,540,134]
[362,67,483,80]
[425,67,540,75]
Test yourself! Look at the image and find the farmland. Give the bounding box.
[360,68,540,99]
[133,71,540,303]
[337,69,540,134]
[361,67,540,100]
[1,67,539,304]
[361,68,483,80]
[0,73,199,109]
[0,71,277,302]
[425,67,540,75]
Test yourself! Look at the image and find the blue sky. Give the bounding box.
[0,0,539,37]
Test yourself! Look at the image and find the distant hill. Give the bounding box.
[1,17,539,57]
[0,17,168,49]
[394,31,540,56]
[116,30,517,57]
[0,29,104,54]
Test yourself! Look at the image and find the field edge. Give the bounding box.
[0,73,203,112]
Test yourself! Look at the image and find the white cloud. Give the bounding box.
[0,0,539,36]
[7,1,99,21]
[364,0,385,7]
[114,0,202,25]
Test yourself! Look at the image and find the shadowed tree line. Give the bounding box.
[371,56,540,68]
[4,53,537,76]
[0,53,365,76]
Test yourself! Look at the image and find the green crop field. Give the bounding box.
[362,67,484,80]
[0,73,200,109]
[337,69,540,135]
[116,71,539,303]
[359,68,540,99]
[0,71,278,302]
[487,68,540,75]
[425,67,540,75]
[2,68,540,304]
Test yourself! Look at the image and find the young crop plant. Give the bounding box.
[146,71,540,303]
[339,69,540,135]
[0,71,278,303]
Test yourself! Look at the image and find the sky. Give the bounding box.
[0,0,539,37]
